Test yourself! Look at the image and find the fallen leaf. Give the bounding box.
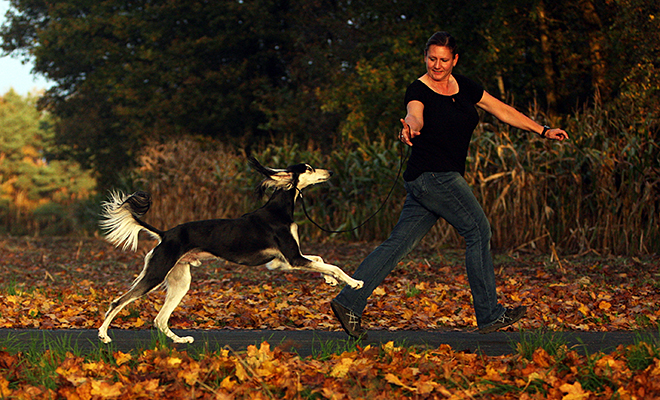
[559,381,589,400]
[385,373,416,392]
[330,358,354,378]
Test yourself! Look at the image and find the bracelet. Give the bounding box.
[540,125,550,138]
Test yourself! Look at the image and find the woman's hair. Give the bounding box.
[424,31,458,56]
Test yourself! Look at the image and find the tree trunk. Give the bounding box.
[579,0,608,98]
[537,0,558,113]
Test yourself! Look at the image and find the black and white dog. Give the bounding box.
[98,157,363,344]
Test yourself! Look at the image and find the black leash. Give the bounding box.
[298,142,410,234]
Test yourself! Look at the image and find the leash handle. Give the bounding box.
[298,142,410,234]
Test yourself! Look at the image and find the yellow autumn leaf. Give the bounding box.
[235,361,250,381]
[385,373,415,391]
[598,301,612,310]
[178,361,201,385]
[83,361,103,372]
[650,358,660,376]
[114,351,132,366]
[91,380,124,398]
[578,303,590,316]
[484,364,502,381]
[167,356,182,367]
[221,376,237,390]
[414,379,435,394]
[131,379,159,395]
[0,375,11,397]
[559,381,590,400]
[330,357,354,378]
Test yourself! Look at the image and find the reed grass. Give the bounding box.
[129,99,658,256]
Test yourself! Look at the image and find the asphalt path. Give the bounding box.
[0,329,656,358]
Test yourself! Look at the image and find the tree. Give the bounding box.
[2,0,657,187]
[0,90,95,232]
[2,0,304,187]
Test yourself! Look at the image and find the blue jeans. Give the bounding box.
[334,171,506,328]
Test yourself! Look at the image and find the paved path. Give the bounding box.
[1,329,656,357]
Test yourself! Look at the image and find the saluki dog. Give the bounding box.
[98,157,363,344]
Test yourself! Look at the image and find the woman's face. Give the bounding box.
[425,45,458,82]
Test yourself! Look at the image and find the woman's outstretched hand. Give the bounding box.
[544,128,569,141]
[399,119,421,146]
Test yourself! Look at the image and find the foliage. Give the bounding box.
[1,237,658,333]
[0,90,95,235]
[0,237,660,398]
[2,0,658,185]
[120,109,659,254]
[1,339,660,399]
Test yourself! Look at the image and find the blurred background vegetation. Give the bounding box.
[0,0,657,255]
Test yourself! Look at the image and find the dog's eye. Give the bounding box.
[306,165,315,173]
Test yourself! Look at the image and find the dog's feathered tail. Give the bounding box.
[100,191,164,251]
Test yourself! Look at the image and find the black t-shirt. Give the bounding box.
[403,74,484,181]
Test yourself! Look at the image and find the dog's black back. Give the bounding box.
[161,187,298,266]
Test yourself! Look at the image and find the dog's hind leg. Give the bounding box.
[154,262,194,343]
[98,248,175,343]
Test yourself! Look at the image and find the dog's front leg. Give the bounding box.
[154,262,195,343]
[302,254,338,286]
[318,261,363,289]
[297,257,363,289]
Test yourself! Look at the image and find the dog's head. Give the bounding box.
[249,157,333,192]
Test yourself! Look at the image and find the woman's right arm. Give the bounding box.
[400,100,424,146]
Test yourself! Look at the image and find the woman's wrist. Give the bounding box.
[540,125,551,138]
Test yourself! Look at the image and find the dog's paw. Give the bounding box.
[349,280,364,290]
[172,336,195,344]
[98,333,112,344]
[305,255,324,263]
[323,275,339,286]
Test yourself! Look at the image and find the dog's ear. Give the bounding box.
[260,171,294,190]
[250,157,295,194]
[249,157,274,177]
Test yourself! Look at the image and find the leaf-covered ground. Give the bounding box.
[1,237,660,399]
[4,339,660,399]
[0,237,659,333]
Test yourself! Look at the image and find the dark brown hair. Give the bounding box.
[424,31,458,56]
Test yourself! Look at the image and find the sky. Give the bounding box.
[0,0,52,96]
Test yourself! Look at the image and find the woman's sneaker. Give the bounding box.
[479,306,526,334]
[330,299,367,339]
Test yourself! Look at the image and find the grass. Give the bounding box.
[307,337,362,361]
[2,327,659,397]
[516,329,570,360]
[577,348,618,393]
[0,276,37,296]
[626,327,660,371]
[1,331,117,390]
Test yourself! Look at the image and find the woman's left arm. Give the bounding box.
[477,91,569,141]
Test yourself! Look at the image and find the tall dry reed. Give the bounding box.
[131,103,658,256]
[131,138,255,229]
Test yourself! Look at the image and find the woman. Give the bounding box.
[331,31,568,338]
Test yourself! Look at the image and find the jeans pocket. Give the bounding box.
[405,173,428,200]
